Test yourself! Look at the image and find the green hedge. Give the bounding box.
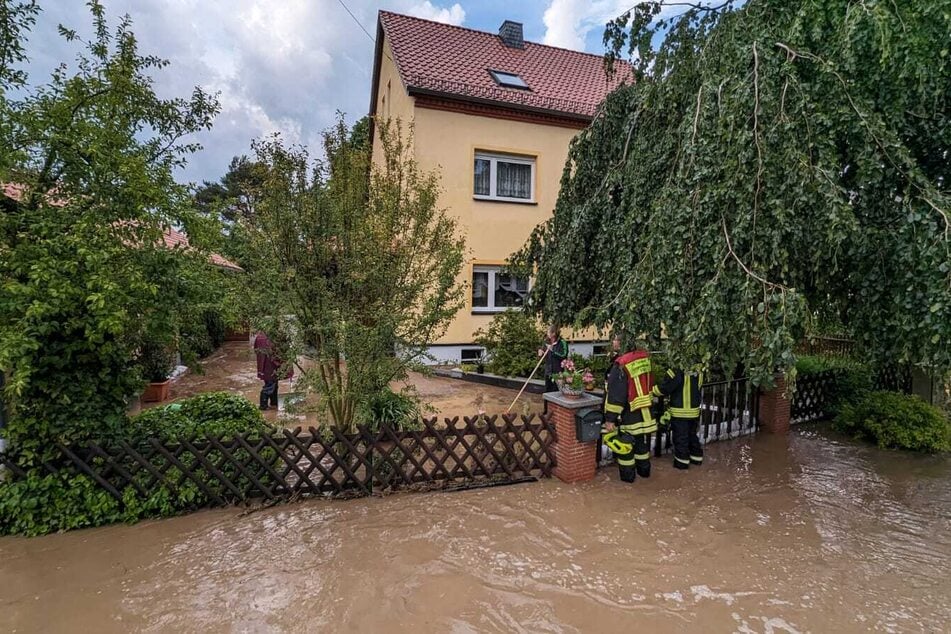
[129,391,271,441]
[795,354,874,416]
[835,391,951,453]
[0,392,277,536]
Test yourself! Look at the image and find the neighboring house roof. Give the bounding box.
[162,226,243,272]
[1,182,242,272]
[372,11,632,123]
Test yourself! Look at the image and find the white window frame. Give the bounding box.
[473,152,535,203]
[471,265,531,313]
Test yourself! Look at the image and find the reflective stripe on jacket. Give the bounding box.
[652,368,702,418]
[603,350,657,434]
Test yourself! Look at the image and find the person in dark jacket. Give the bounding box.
[254,331,293,411]
[539,325,569,393]
[603,346,656,482]
[653,367,704,469]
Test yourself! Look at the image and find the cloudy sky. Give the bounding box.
[19,0,638,184]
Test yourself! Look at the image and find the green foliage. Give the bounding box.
[358,387,422,432]
[178,308,228,363]
[193,155,268,268]
[835,391,951,453]
[795,354,874,415]
[513,0,951,386]
[240,117,465,431]
[129,391,272,441]
[0,1,219,465]
[0,473,123,537]
[138,338,176,383]
[474,310,545,378]
[204,309,227,349]
[0,393,276,536]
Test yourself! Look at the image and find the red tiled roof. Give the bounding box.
[1,182,242,271]
[162,226,243,271]
[378,11,631,119]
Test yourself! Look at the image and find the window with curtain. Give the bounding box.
[473,152,535,202]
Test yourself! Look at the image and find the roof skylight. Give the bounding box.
[489,69,529,89]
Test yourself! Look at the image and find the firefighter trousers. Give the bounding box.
[615,431,651,482]
[671,417,703,469]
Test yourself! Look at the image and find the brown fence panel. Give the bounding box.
[0,413,556,511]
[791,369,840,423]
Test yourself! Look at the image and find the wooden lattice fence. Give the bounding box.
[791,369,840,423]
[0,414,555,507]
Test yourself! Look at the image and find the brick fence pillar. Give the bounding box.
[758,374,791,434]
[543,391,602,483]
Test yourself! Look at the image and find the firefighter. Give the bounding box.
[652,366,704,469]
[602,346,656,482]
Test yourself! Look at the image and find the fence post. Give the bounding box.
[758,374,791,434]
[544,392,601,483]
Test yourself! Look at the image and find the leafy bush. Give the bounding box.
[795,354,873,416]
[359,388,422,432]
[138,338,176,383]
[129,391,272,441]
[180,317,214,361]
[0,473,124,537]
[179,308,228,364]
[474,310,544,378]
[835,391,951,452]
[204,309,227,349]
[0,392,278,536]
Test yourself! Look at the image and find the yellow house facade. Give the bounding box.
[369,12,628,364]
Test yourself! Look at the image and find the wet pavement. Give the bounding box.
[148,342,543,426]
[1,425,949,633]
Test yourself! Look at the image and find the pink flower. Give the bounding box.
[561,359,575,371]
[582,371,594,383]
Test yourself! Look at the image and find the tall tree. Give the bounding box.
[242,118,465,431]
[514,0,951,384]
[0,1,218,462]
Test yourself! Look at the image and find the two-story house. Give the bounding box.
[368,11,628,364]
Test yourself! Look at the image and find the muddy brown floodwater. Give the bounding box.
[2,426,949,633]
[150,341,543,426]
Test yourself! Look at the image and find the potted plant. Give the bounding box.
[476,356,486,374]
[140,339,176,402]
[554,359,595,399]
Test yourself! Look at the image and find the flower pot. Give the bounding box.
[583,381,596,391]
[142,380,171,403]
[477,364,485,374]
[559,383,584,399]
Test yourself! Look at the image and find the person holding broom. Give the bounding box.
[538,325,569,393]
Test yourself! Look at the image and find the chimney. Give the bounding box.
[498,20,524,49]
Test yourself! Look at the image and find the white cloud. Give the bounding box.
[404,1,465,25]
[542,0,722,51]
[17,1,467,184]
[542,0,592,50]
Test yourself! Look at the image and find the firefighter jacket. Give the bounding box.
[652,368,703,419]
[603,350,657,435]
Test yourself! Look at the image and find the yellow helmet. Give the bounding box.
[602,430,632,454]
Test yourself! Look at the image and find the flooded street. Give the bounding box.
[1,426,949,633]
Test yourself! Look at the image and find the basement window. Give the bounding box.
[488,69,529,89]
